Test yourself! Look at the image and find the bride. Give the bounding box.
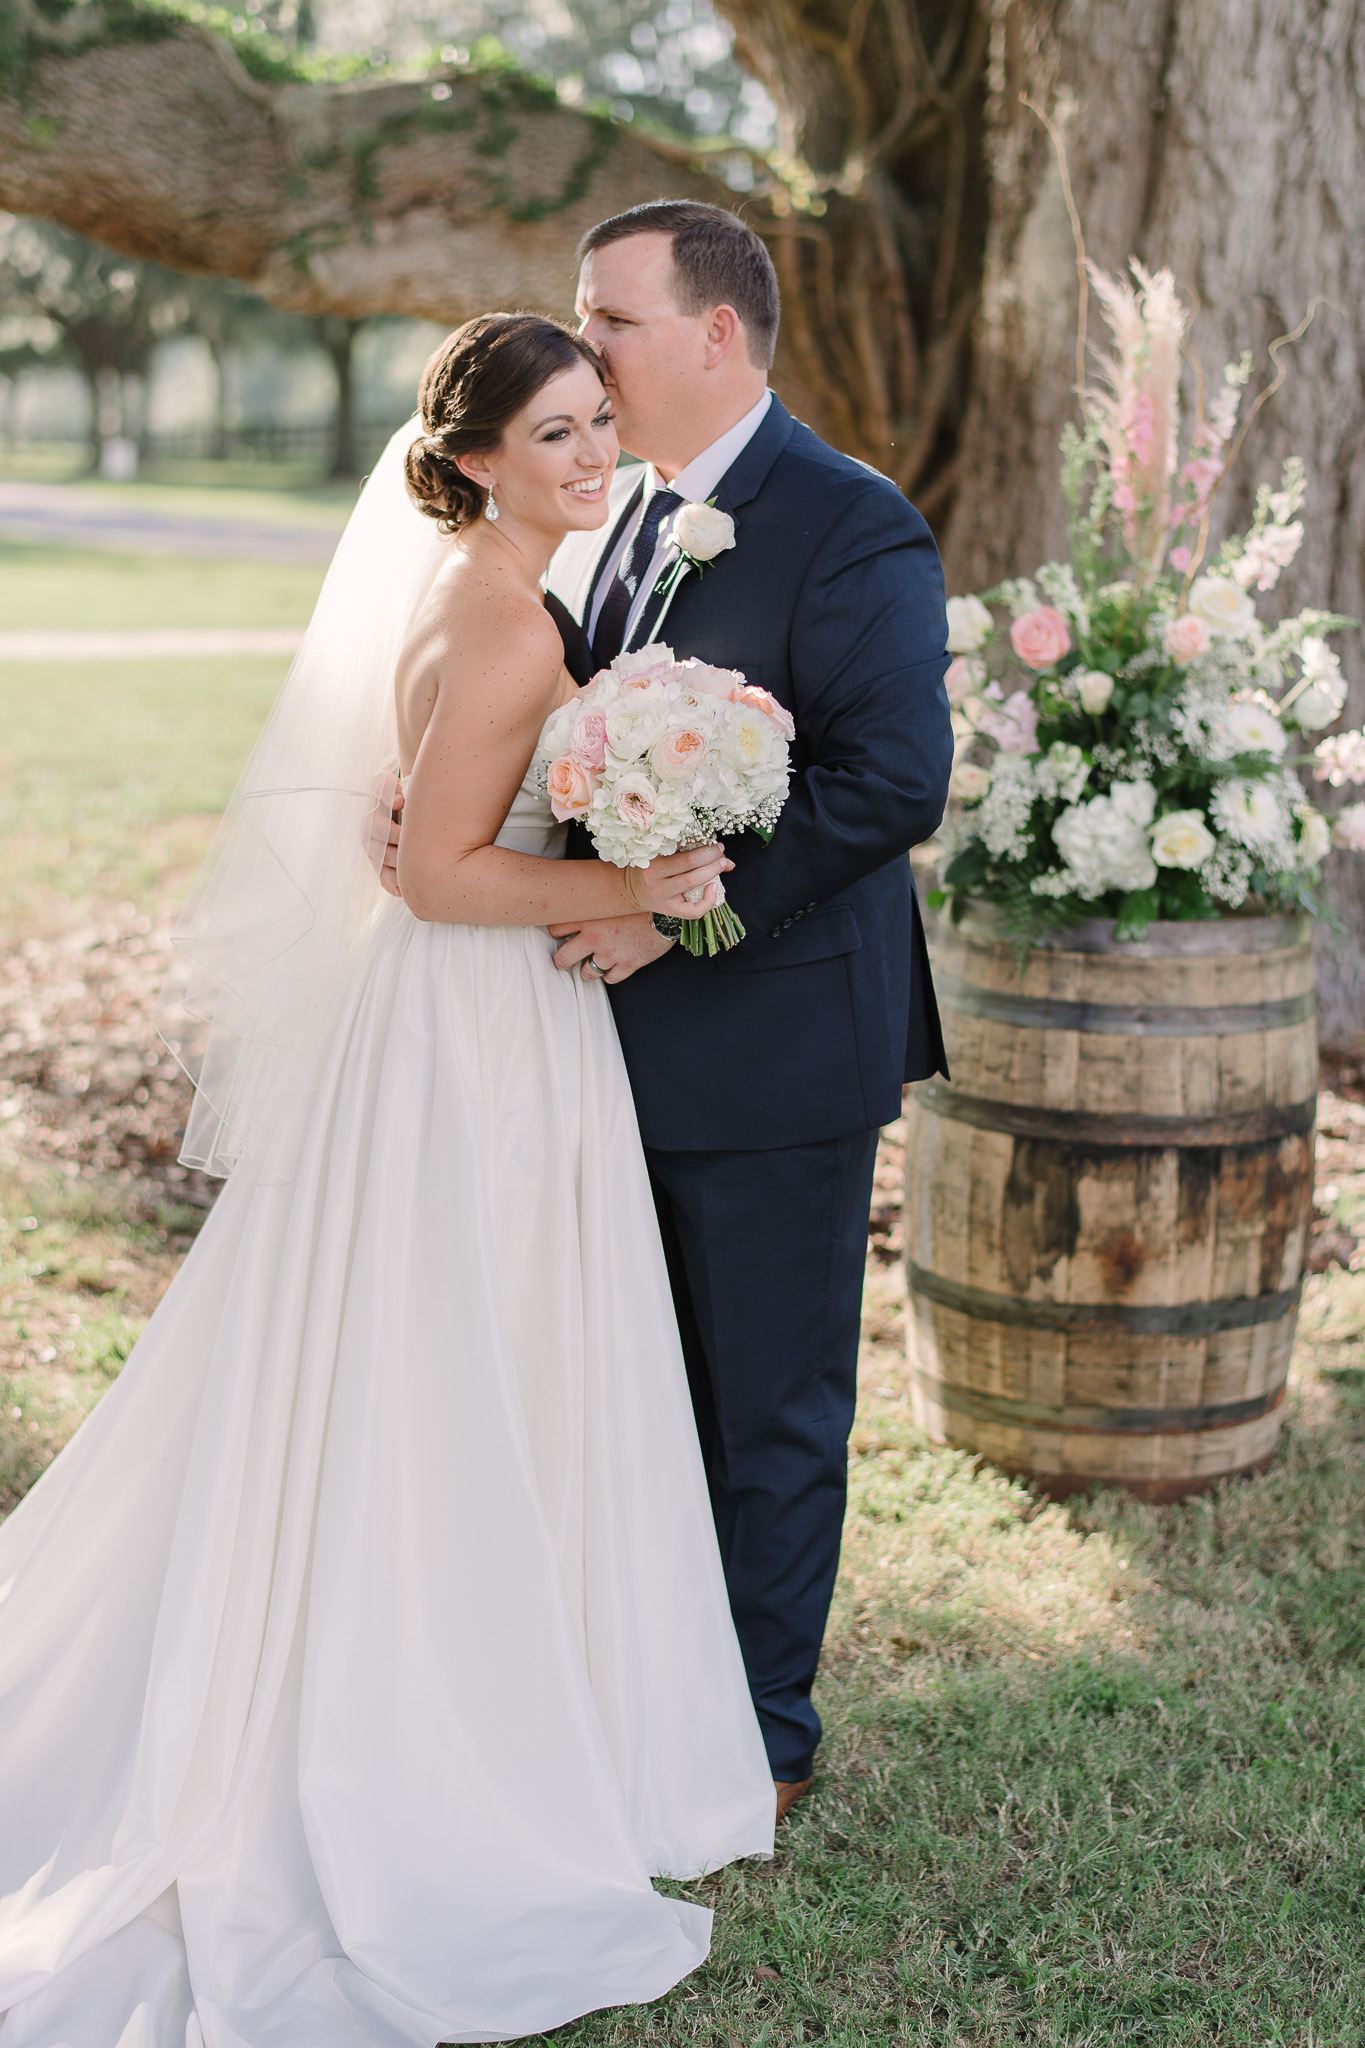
[0,312,775,2047]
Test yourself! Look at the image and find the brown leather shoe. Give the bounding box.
[774,1776,813,1822]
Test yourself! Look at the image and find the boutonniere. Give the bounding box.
[643,496,737,644]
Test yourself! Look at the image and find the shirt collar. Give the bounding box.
[646,389,773,509]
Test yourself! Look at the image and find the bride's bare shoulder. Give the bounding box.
[396,547,564,766]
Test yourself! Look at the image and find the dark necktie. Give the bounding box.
[591,486,683,669]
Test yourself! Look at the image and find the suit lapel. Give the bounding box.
[626,399,797,651]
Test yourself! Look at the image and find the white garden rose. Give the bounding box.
[1225,699,1288,758]
[611,641,675,681]
[1295,806,1333,868]
[1188,574,1257,639]
[1151,809,1216,869]
[951,761,991,804]
[945,594,994,653]
[723,705,775,772]
[672,502,736,562]
[605,698,668,760]
[538,699,578,761]
[1075,668,1114,716]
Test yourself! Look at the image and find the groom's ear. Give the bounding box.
[702,304,744,368]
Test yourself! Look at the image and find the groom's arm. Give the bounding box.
[722,482,951,939]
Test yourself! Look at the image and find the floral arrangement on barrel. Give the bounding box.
[937,262,1365,941]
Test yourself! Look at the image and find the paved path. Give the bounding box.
[0,481,341,564]
[0,628,305,660]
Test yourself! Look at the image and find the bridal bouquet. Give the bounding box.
[535,642,794,956]
[938,261,1365,942]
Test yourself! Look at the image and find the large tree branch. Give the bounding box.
[0,15,726,320]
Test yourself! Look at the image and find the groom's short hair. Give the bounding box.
[578,201,779,368]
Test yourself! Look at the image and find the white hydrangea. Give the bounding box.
[586,774,695,866]
[974,753,1038,861]
[1049,781,1158,899]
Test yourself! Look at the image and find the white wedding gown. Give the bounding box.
[0,772,775,2047]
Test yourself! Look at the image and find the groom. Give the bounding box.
[544,202,952,1816]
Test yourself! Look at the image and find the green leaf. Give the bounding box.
[1114,886,1160,941]
[943,841,989,893]
[926,888,948,910]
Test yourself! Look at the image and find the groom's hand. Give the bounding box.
[549,913,672,984]
[365,773,404,897]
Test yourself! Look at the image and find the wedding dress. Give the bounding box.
[0,477,775,2043]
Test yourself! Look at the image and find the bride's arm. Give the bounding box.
[395,600,725,927]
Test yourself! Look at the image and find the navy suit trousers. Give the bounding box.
[644,1128,881,1783]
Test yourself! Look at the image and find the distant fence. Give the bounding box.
[2,421,414,471]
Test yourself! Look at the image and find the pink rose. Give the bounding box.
[570,706,607,769]
[650,725,709,781]
[1009,606,1071,671]
[680,659,744,700]
[546,756,597,821]
[978,686,1038,755]
[1164,613,1212,666]
[618,671,666,693]
[737,685,795,741]
[613,773,657,828]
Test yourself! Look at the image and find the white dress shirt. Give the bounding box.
[586,389,773,646]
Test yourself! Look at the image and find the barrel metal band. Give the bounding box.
[909,1365,1288,1437]
[936,974,1316,1037]
[906,1264,1302,1335]
[913,1081,1318,1150]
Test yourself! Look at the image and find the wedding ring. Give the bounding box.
[583,956,606,980]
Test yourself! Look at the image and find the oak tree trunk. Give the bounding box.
[944,0,1365,1045]
[2,0,1361,1032]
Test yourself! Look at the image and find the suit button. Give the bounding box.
[770,925,783,939]
[805,901,817,912]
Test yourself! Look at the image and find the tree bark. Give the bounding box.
[944,0,1365,1045]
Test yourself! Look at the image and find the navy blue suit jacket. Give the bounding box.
[551,397,952,1153]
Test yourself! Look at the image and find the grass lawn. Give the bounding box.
[1,443,360,521]
[2,542,1365,2043]
[0,539,329,631]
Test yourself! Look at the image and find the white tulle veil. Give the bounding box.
[157,418,446,1178]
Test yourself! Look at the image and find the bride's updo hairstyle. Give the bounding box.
[405,312,605,532]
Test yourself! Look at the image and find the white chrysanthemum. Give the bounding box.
[1210,776,1290,855]
[1225,698,1287,759]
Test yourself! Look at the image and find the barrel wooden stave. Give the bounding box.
[905,912,1316,1501]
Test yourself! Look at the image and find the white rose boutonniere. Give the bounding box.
[672,501,736,565]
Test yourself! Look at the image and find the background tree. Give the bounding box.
[0,0,1360,1033]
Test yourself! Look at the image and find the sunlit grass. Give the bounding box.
[0,540,328,631]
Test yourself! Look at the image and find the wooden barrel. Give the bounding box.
[903,908,1317,1501]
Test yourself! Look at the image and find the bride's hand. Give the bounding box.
[625,843,733,919]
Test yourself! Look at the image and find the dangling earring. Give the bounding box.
[485,483,499,523]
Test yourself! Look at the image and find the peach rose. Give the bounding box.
[613,773,657,828]
[737,685,795,741]
[650,725,709,781]
[546,756,597,821]
[1164,613,1212,666]
[1009,605,1072,671]
[570,706,607,770]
